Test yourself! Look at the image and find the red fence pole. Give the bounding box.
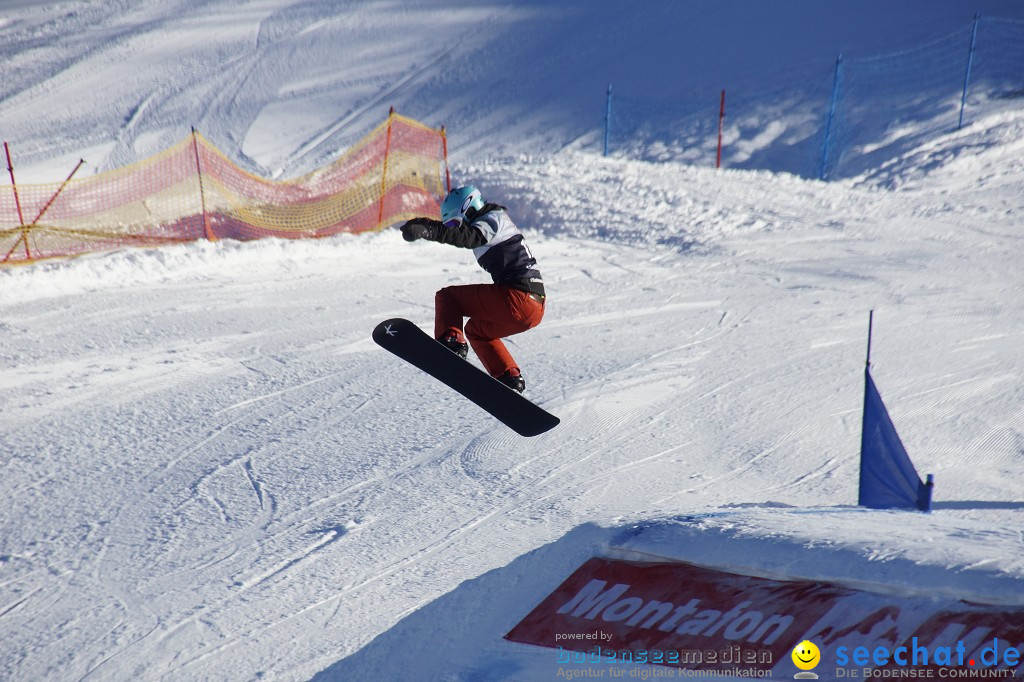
[4,142,26,227]
[3,141,31,262]
[440,125,451,194]
[377,107,395,231]
[716,89,726,169]
[30,158,84,226]
[191,127,214,241]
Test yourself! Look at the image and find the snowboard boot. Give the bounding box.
[497,368,526,393]
[438,332,469,359]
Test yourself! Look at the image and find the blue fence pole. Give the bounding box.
[603,83,612,157]
[819,54,843,181]
[958,14,981,130]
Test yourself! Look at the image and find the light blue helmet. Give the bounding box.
[440,186,484,227]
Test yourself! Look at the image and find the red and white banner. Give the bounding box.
[505,557,1024,678]
[505,557,845,673]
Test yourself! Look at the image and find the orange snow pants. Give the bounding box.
[434,284,545,377]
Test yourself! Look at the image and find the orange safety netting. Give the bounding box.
[1,112,448,265]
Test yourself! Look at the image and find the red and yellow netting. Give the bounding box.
[1,112,448,265]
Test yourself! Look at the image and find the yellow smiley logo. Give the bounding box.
[792,640,821,671]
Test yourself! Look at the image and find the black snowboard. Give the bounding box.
[372,318,559,437]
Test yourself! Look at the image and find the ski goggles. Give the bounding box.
[443,217,463,229]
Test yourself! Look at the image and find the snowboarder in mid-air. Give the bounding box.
[399,186,546,393]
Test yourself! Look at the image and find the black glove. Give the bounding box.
[400,218,442,242]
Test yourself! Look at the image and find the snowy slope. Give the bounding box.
[1,1,1024,681]
[3,0,1024,179]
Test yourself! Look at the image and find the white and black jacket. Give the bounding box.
[425,204,544,297]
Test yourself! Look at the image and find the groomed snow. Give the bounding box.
[1,1,1022,680]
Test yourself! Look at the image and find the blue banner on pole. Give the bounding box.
[859,368,933,511]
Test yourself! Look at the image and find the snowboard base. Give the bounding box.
[372,318,559,437]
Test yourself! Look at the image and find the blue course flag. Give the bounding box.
[859,368,933,511]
